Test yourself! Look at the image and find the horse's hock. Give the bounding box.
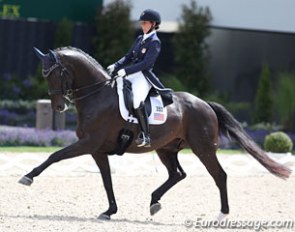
[36,99,65,130]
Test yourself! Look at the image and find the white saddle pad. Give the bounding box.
[116,77,167,125]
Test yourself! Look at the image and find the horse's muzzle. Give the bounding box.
[51,96,68,112]
[55,103,68,112]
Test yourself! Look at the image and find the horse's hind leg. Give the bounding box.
[150,148,187,216]
[190,141,229,217]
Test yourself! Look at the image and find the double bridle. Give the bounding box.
[43,53,111,103]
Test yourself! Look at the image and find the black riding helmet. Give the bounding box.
[139,9,161,30]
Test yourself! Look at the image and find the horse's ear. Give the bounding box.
[33,47,46,60]
[49,49,58,62]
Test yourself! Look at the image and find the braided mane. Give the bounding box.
[55,46,104,70]
[55,46,110,79]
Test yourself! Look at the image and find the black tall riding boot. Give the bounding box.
[134,102,151,147]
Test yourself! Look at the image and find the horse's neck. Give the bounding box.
[74,83,118,122]
[64,52,109,88]
[73,66,108,89]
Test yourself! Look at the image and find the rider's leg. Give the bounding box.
[134,101,151,147]
[126,72,152,147]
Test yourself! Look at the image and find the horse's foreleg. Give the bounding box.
[150,149,187,216]
[18,138,95,185]
[92,153,117,220]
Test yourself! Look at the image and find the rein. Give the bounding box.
[44,56,112,103]
[69,79,110,102]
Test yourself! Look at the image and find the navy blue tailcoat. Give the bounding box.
[114,33,173,106]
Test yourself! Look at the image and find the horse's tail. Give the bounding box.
[207,101,292,179]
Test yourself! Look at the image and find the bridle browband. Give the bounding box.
[43,52,111,103]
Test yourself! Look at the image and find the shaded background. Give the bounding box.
[0,0,294,132]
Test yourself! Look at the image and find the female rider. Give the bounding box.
[107,9,173,148]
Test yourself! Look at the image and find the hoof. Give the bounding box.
[98,213,110,220]
[216,212,229,221]
[150,203,161,216]
[18,176,33,186]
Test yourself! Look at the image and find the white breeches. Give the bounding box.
[126,71,152,108]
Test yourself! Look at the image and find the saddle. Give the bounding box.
[116,77,167,125]
[109,77,167,156]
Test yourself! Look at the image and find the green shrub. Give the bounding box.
[54,18,74,48]
[205,93,251,116]
[172,0,212,97]
[23,64,49,100]
[94,0,134,67]
[264,131,293,153]
[161,74,186,91]
[0,67,48,101]
[253,65,273,123]
[274,72,295,130]
[0,73,25,100]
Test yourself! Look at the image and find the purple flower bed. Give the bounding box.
[0,109,35,127]
[0,126,77,146]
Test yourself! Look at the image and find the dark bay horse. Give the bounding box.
[19,47,291,220]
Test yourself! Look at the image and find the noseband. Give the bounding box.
[42,50,73,100]
[43,52,110,103]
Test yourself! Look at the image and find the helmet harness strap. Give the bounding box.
[147,22,157,34]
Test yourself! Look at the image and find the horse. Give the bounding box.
[19,47,291,220]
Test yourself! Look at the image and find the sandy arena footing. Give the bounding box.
[0,152,294,232]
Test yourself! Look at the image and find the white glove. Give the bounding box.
[117,69,126,78]
[107,64,115,75]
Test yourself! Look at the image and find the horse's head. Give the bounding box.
[34,47,73,112]
[34,47,110,112]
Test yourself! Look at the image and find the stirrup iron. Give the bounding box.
[135,132,151,147]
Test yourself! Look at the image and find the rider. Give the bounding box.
[107,9,172,148]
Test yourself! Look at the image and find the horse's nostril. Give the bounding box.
[56,105,63,111]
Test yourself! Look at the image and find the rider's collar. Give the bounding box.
[143,30,156,41]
